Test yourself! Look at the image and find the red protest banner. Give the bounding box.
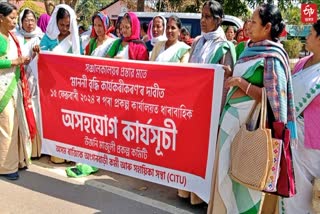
[301,3,318,23]
[38,52,224,202]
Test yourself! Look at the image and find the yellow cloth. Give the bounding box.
[0,97,19,174]
[0,90,30,174]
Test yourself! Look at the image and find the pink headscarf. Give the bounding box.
[37,13,51,33]
[147,20,152,40]
[90,12,115,38]
[122,12,140,42]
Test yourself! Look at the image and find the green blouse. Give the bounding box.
[235,41,246,60]
[0,34,12,69]
[245,66,264,87]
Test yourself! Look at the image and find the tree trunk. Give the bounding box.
[69,0,78,9]
[137,0,144,11]
[44,0,55,15]
[44,0,78,15]
[61,0,78,9]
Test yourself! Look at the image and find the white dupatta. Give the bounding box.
[46,4,80,55]
[150,15,167,46]
[292,63,320,116]
[189,27,227,64]
[155,41,190,62]
[52,34,72,53]
[15,8,43,57]
[90,38,115,57]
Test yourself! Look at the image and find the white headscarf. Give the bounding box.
[17,8,43,38]
[46,4,80,54]
[150,15,167,46]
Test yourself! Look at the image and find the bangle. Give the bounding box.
[245,83,252,94]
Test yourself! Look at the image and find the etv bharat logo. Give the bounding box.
[304,5,315,17]
[301,4,318,23]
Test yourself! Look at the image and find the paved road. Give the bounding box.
[0,156,207,214]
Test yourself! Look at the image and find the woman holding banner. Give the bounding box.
[36,4,82,163]
[208,3,297,213]
[106,12,148,61]
[15,8,43,60]
[177,0,236,205]
[85,12,115,57]
[150,15,190,62]
[0,2,36,180]
[280,19,320,214]
[15,8,44,158]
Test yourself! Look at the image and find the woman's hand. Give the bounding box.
[33,45,40,53]
[11,56,31,66]
[225,76,242,88]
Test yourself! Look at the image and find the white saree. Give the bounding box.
[280,62,320,214]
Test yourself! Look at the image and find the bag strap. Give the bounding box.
[242,87,267,130]
[260,88,267,129]
[244,100,258,124]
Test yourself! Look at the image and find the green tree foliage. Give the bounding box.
[282,5,301,25]
[19,0,46,18]
[223,0,251,18]
[283,38,303,58]
[244,0,300,11]
[76,0,96,28]
[76,0,110,29]
[155,0,167,12]
[155,0,250,18]
[137,0,145,11]
[43,0,76,15]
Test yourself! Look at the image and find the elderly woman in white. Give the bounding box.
[14,8,44,158]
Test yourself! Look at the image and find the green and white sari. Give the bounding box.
[0,34,31,174]
[213,58,264,214]
[150,41,190,63]
[210,40,295,214]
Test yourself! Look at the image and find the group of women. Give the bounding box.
[0,0,319,213]
[206,2,319,214]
